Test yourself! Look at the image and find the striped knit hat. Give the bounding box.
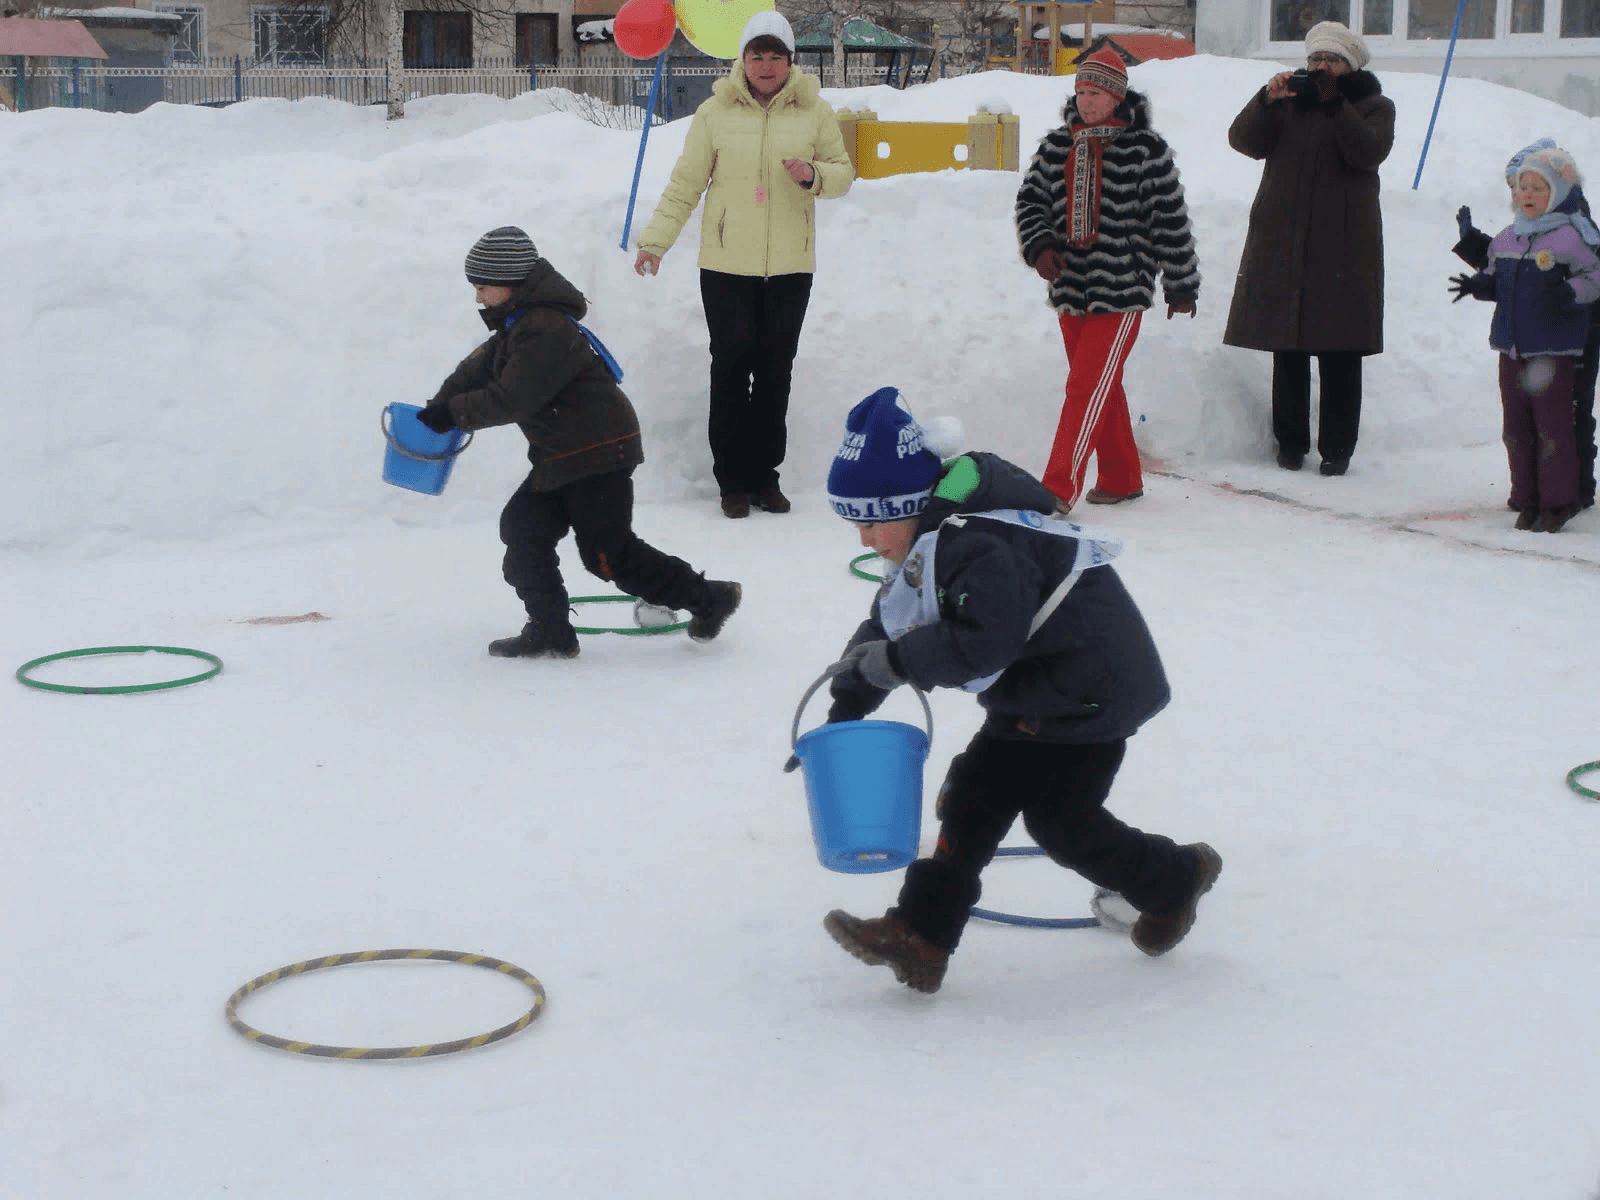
[464,226,540,285]
[1074,47,1128,99]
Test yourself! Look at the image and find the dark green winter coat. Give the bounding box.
[429,261,643,492]
[1223,71,1394,355]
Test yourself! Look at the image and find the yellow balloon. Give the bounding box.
[675,0,775,60]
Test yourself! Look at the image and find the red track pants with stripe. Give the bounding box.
[1041,310,1143,508]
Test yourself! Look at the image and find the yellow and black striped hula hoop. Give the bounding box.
[225,948,546,1059]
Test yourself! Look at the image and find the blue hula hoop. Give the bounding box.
[969,847,1102,930]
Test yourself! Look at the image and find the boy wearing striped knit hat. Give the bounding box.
[1014,47,1201,511]
[418,226,741,657]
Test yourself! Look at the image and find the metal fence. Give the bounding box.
[7,55,726,121]
[7,46,968,118]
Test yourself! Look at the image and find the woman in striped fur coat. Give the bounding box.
[1014,48,1201,511]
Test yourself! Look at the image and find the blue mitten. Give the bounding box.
[1456,205,1474,242]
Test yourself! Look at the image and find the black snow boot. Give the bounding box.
[686,580,741,643]
[487,620,579,659]
[1131,843,1223,957]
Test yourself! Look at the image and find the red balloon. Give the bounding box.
[614,0,677,59]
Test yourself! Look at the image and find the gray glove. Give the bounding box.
[839,640,903,692]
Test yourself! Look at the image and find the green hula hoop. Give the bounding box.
[569,595,689,636]
[849,552,884,583]
[1565,761,1600,800]
[16,645,223,695]
[226,948,546,1059]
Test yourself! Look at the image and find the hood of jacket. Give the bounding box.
[915,452,1059,536]
[477,259,587,331]
[715,62,821,111]
[1060,86,1152,132]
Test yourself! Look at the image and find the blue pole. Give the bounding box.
[618,50,667,252]
[1412,0,1467,190]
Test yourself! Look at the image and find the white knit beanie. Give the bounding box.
[738,10,795,56]
[1304,21,1369,70]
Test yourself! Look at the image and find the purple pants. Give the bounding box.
[1501,354,1579,510]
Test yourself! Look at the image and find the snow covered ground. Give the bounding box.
[4,55,1599,1199]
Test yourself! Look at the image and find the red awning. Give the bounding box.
[0,17,109,59]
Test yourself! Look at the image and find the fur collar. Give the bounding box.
[1060,87,1152,133]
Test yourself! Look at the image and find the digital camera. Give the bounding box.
[1287,68,1318,98]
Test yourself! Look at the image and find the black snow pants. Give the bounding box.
[892,732,1198,953]
[500,467,707,631]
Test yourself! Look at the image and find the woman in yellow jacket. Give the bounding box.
[634,11,853,519]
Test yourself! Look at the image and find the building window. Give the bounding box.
[1362,0,1392,35]
[252,6,329,63]
[515,13,557,65]
[1406,0,1494,36]
[404,11,473,67]
[1510,0,1545,32]
[154,2,206,61]
[1270,0,1350,43]
[1560,0,1600,34]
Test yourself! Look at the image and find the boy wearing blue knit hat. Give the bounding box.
[816,387,1221,994]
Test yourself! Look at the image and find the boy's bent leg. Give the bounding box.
[892,734,1034,952]
[567,469,742,638]
[495,475,577,657]
[823,737,1021,994]
[1019,739,1196,917]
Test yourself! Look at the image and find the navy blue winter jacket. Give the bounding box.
[828,453,1170,744]
[1467,222,1600,358]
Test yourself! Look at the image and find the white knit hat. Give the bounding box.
[738,10,795,56]
[1304,21,1369,70]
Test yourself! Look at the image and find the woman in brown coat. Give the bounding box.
[1223,22,1395,476]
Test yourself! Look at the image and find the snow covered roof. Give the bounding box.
[0,15,107,57]
[43,6,182,24]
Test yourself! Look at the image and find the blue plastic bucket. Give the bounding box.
[791,666,933,874]
[381,403,472,495]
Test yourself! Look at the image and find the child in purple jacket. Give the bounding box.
[1451,145,1600,533]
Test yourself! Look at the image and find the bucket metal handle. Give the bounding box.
[381,405,474,463]
[788,661,933,770]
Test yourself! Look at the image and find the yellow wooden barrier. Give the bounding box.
[835,110,1020,180]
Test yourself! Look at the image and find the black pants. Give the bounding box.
[699,269,813,496]
[1272,351,1363,465]
[499,468,707,629]
[891,733,1197,953]
[1575,327,1599,508]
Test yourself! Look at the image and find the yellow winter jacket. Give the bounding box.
[636,64,853,277]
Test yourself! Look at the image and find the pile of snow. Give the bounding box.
[2,55,1595,557]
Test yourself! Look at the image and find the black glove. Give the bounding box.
[1456,205,1475,242]
[1448,273,1494,303]
[416,404,456,433]
[838,640,903,692]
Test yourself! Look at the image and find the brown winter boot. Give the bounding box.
[823,909,949,994]
[1131,843,1223,957]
